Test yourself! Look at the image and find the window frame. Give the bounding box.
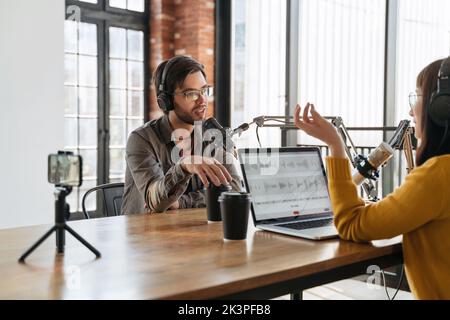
[65,0,149,215]
[287,0,396,195]
[225,0,410,195]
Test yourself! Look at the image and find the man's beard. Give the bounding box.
[174,109,195,125]
[173,103,206,125]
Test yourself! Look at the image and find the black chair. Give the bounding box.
[82,183,125,219]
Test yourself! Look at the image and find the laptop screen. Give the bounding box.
[239,148,332,222]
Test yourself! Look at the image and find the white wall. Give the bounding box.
[0,0,65,229]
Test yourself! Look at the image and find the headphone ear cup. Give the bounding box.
[429,94,450,127]
[157,92,173,111]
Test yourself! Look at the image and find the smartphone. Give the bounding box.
[48,152,83,187]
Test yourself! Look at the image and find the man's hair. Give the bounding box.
[415,59,450,166]
[153,56,206,114]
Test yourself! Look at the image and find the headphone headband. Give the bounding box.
[159,57,176,94]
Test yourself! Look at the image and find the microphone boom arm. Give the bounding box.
[232,115,415,201]
[327,116,380,201]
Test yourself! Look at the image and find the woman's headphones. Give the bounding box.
[156,57,177,112]
[429,57,450,127]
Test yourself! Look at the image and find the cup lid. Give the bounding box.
[218,191,251,202]
[204,183,232,191]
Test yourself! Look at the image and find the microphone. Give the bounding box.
[202,117,236,152]
[352,142,395,186]
[232,122,250,136]
[231,116,267,137]
[203,117,231,136]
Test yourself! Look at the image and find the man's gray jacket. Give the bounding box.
[122,115,242,214]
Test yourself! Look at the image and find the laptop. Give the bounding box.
[238,147,338,240]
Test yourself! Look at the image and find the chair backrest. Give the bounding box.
[82,183,125,219]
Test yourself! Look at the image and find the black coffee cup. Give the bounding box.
[218,192,252,241]
[205,183,232,222]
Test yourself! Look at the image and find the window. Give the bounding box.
[109,0,145,12]
[231,0,386,149]
[231,0,287,148]
[64,20,99,213]
[232,0,450,145]
[296,0,386,147]
[231,0,450,196]
[64,0,148,214]
[395,0,450,124]
[390,0,450,188]
[108,26,145,183]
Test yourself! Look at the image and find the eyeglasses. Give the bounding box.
[408,92,422,110]
[173,86,214,102]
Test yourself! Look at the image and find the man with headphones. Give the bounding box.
[121,55,241,214]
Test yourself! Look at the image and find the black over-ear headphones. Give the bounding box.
[429,56,450,127]
[157,57,177,112]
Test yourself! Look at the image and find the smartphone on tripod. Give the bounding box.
[19,151,100,262]
[48,152,82,187]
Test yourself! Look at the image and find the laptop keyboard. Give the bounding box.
[277,218,334,231]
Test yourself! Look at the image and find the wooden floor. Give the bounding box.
[276,279,414,300]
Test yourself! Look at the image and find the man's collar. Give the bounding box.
[159,113,200,145]
[159,114,174,145]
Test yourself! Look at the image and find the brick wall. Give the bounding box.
[149,0,215,120]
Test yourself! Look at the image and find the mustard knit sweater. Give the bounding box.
[326,155,450,300]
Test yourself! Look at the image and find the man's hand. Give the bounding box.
[180,156,232,187]
[169,201,180,210]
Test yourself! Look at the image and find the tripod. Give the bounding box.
[19,186,101,262]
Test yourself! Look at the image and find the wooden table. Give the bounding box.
[0,209,403,299]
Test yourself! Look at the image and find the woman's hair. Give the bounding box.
[415,59,450,166]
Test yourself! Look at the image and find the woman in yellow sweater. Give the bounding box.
[294,58,450,300]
